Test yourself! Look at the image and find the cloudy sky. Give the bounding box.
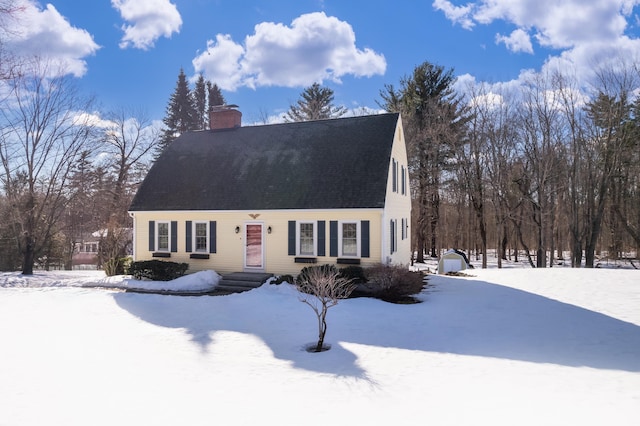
[3,0,639,124]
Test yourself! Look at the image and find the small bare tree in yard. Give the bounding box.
[295,265,356,353]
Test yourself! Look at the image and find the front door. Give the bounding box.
[244,223,264,270]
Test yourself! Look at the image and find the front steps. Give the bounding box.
[216,272,274,293]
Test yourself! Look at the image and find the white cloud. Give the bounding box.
[192,34,246,91]
[72,111,113,128]
[435,0,640,90]
[496,29,533,54]
[436,0,639,49]
[112,0,182,50]
[432,0,475,30]
[3,0,100,77]
[192,12,386,91]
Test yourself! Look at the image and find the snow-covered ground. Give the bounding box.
[0,262,639,426]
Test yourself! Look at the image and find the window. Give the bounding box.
[339,221,359,257]
[401,165,406,195]
[157,221,170,251]
[194,222,208,252]
[390,219,398,254]
[298,222,316,256]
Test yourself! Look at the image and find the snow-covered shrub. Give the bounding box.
[128,260,188,281]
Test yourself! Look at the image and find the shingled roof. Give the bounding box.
[129,113,400,211]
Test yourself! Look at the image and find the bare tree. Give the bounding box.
[458,83,493,268]
[99,108,159,274]
[582,64,638,267]
[512,71,567,267]
[0,58,97,274]
[295,265,356,353]
[0,0,25,81]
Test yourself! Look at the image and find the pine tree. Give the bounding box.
[156,68,197,157]
[207,81,226,109]
[193,74,207,130]
[283,83,347,122]
[379,61,468,263]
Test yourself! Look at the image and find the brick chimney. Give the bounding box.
[209,105,241,130]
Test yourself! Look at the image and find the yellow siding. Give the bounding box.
[131,209,384,276]
[130,114,413,277]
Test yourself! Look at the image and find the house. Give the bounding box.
[128,106,411,276]
[72,234,99,269]
[438,249,470,274]
[72,228,133,270]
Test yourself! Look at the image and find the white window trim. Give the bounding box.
[156,221,171,252]
[296,221,317,256]
[192,221,209,253]
[338,220,360,258]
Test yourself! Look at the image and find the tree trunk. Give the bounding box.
[315,307,328,352]
[22,233,35,275]
[429,190,440,258]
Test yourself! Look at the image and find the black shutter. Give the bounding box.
[390,219,395,254]
[288,221,296,255]
[185,221,192,252]
[361,220,370,258]
[148,221,155,251]
[392,159,397,192]
[329,221,338,257]
[401,165,406,195]
[317,221,326,256]
[210,221,216,253]
[171,221,178,252]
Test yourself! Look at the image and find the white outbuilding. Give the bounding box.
[438,249,470,274]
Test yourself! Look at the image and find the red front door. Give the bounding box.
[244,223,263,269]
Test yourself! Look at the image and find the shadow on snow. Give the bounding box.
[112,276,640,377]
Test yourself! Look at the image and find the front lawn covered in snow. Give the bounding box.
[0,266,638,425]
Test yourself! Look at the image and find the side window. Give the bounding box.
[298,222,316,256]
[157,221,170,251]
[339,221,359,257]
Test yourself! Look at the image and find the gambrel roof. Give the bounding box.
[129,113,400,211]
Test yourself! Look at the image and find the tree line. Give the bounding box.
[1,9,638,273]
[381,61,640,268]
[0,58,227,274]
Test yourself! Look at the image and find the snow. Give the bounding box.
[0,264,639,425]
[0,269,220,292]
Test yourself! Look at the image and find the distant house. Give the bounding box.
[72,235,99,269]
[128,106,411,276]
[72,229,133,270]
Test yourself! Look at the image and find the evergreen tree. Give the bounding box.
[193,74,207,130]
[156,68,197,157]
[207,81,226,109]
[379,61,468,263]
[283,83,347,122]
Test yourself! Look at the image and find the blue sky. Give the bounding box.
[3,0,640,125]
